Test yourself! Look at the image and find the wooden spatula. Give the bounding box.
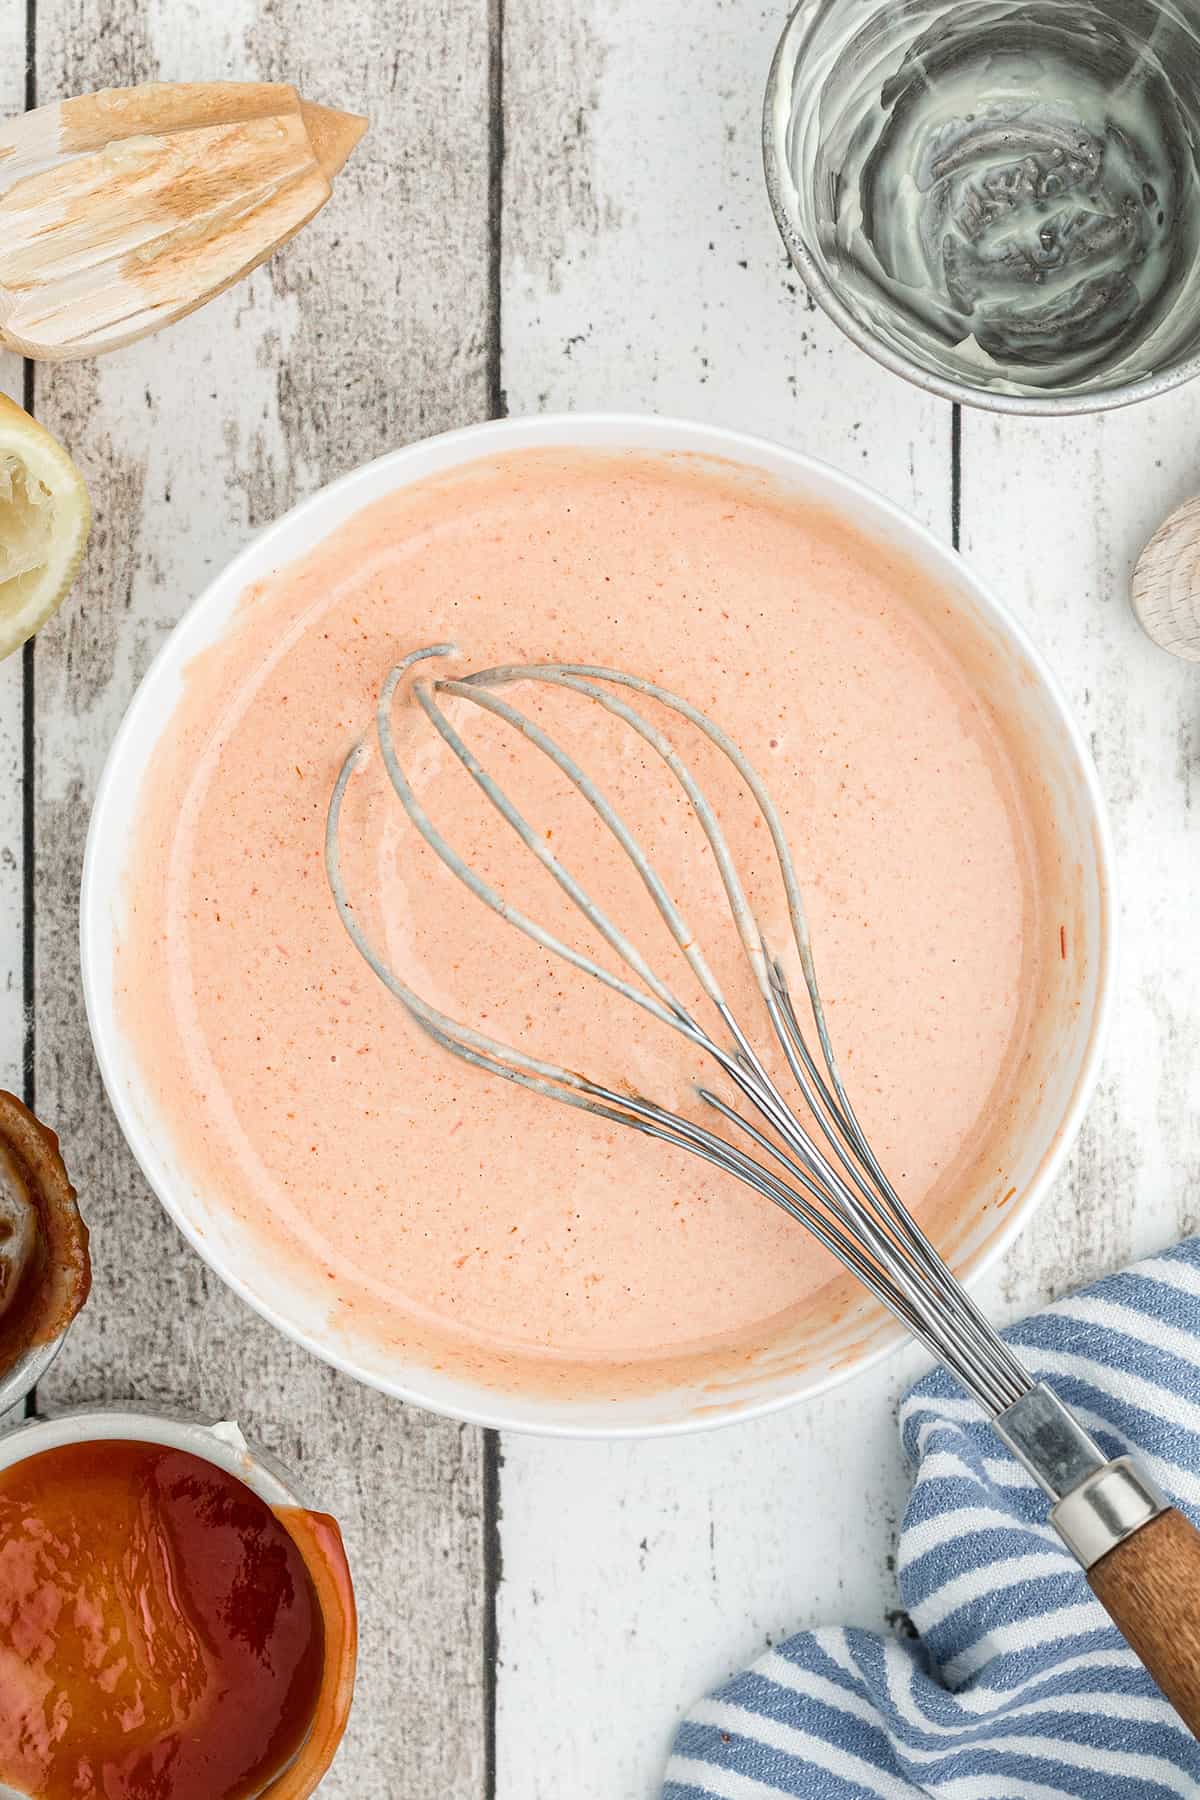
[0,82,367,360]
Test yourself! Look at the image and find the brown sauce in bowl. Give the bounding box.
[0,1438,353,1799]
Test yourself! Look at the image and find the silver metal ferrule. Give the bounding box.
[994,1383,1168,1569]
[993,1382,1108,1501]
[1052,1458,1169,1571]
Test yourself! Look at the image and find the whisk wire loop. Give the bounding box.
[325,647,1032,1417]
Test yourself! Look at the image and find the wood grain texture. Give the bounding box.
[1090,1508,1200,1734]
[500,0,950,522]
[1131,494,1200,663]
[960,397,1200,1316]
[0,629,23,1095]
[26,0,495,1793]
[497,3,945,1794]
[0,0,28,1098]
[0,84,367,362]
[0,2,1194,1796]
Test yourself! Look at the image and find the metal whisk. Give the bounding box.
[327,644,1200,1732]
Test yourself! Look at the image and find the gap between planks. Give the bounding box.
[22,0,502,1792]
[20,0,36,1421]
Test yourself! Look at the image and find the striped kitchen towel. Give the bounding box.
[664,1236,1200,1799]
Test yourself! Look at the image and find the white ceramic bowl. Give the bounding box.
[81,414,1115,1437]
[0,1328,69,1418]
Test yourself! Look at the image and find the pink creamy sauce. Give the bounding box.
[119,450,1047,1399]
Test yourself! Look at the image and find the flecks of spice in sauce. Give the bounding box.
[0,1441,342,1800]
[119,449,1048,1399]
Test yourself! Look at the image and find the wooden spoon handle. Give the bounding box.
[1088,1508,1200,1735]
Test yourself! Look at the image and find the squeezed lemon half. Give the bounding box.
[0,393,90,661]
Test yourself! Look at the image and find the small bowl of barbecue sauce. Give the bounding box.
[0,1411,357,1799]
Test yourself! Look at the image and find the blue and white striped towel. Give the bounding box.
[664,1236,1200,1799]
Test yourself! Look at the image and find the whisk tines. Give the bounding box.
[326,645,1197,1716]
[325,643,1032,1417]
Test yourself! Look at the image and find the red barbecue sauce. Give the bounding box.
[0,1439,333,1799]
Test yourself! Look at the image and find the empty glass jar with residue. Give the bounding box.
[764,0,1200,412]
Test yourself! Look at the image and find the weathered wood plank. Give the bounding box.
[960,396,1200,1316]
[500,0,950,522]
[0,637,23,1099]
[0,0,29,1098]
[497,2,949,1794]
[30,1,495,1792]
[6,5,1192,1799]
[0,645,24,1101]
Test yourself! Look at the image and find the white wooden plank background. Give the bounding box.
[0,0,26,1103]
[498,6,942,1795]
[22,2,496,1796]
[1,1,1197,1796]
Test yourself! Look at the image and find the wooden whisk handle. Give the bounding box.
[1088,1508,1200,1736]
[998,1390,1199,1732]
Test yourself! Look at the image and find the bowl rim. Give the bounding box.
[81,409,1117,1438]
[0,1407,305,1503]
[0,1325,68,1418]
[761,0,1200,418]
